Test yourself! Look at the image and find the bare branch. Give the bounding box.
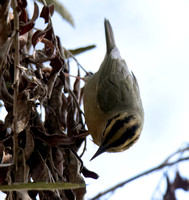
[12,0,20,169]
[90,147,189,200]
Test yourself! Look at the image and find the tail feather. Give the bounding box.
[104,19,116,54]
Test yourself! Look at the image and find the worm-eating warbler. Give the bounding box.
[83,19,144,160]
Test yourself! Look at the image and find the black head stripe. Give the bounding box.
[122,134,140,150]
[105,113,120,131]
[107,124,140,149]
[103,115,134,146]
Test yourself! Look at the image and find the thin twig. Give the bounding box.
[90,156,189,200]
[12,0,20,170]
[162,145,189,164]
[63,47,89,74]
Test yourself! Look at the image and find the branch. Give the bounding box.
[12,0,20,168]
[90,147,189,200]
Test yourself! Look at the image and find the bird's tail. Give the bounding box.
[104,19,116,54]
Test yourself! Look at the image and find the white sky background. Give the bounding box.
[1,0,189,199]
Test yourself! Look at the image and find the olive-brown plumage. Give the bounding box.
[83,19,144,160]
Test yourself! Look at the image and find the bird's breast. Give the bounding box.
[83,73,111,145]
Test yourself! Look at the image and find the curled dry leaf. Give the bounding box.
[19,2,39,36]
[32,26,57,60]
[48,4,55,17]
[174,171,189,191]
[20,21,35,36]
[31,126,75,147]
[163,175,176,200]
[0,75,13,106]
[41,38,56,59]
[50,55,65,77]
[60,93,68,129]
[40,4,55,23]
[16,191,31,200]
[17,0,27,10]
[73,68,81,100]
[81,166,99,179]
[0,0,12,46]
[0,165,9,185]
[64,149,86,200]
[16,91,32,133]
[46,56,65,98]
[42,134,76,147]
[32,30,46,47]
[19,9,28,23]
[1,151,12,164]
[31,154,49,182]
[24,129,35,160]
[0,1,92,199]
[67,97,75,137]
[45,77,63,133]
[53,149,64,175]
[0,143,4,158]
[14,163,30,183]
[31,2,39,22]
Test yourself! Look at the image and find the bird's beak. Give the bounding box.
[90,145,107,161]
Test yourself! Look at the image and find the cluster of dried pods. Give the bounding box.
[0,1,97,199]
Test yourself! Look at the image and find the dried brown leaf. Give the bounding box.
[44,134,75,147]
[50,54,65,76]
[48,4,55,16]
[14,162,30,183]
[41,38,56,58]
[19,33,29,47]
[32,30,46,47]
[64,150,86,200]
[174,171,189,191]
[0,143,4,159]
[31,126,75,146]
[0,165,9,185]
[1,151,12,164]
[25,129,35,160]
[17,0,27,10]
[16,191,31,200]
[163,176,176,200]
[0,76,13,106]
[0,0,12,46]
[16,91,32,133]
[33,49,49,63]
[79,86,85,105]
[67,98,75,137]
[44,77,63,133]
[81,166,99,179]
[20,21,35,36]
[60,93,68,129]
[31,155,49,182]
[40,5,54,23]
[53,149,63,175]
[19,9,28,23]
[31,2,39,22]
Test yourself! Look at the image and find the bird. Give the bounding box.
[83,19,144,160]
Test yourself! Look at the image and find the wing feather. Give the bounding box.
[96,50,139,113]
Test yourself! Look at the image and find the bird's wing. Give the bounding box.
[96,51,139,113]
